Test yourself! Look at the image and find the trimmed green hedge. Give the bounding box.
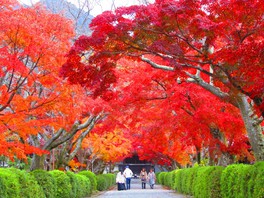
[0,168,21,198]
[75,174,92,198]
[96,175,108,191]
[66,171,78,198]
[0,168,117,198]
[159,162,263,198]
[8,168,45,198]
[31,169,56,198]
[78,170,97,192]
[49,170,72,198]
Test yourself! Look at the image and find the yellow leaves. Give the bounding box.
[83,128,132,162]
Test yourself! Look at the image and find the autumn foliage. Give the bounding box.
[62,0,264,163]
[1,0,263,170]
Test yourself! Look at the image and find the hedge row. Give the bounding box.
[158,162,264,198]
[96,173,116,191]
[0,168,114,198]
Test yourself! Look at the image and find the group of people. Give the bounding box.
[116,166,156,190]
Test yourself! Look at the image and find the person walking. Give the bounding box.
[140,168,147,189]
[116,169,126,190]
[147,168,156,189]
[123,165,133,189]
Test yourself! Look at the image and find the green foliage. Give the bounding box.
[158,172,167,185]
[66,171,78,198]
[193,166,223,198]
[96,175,108,191]
[221,164,246,198]
[75,174,91,198]
[164,171,173,187]
[252,162,264,198]
[207,166,224,198]
[49,170,72,198]
[0,168,20,198]
[0,176,7,198]
[31,169,56,198]
[185,167,199,195]
[174,169,184,192]
[180,168,190,194]
[7,168,45,198]
[155,172,161,184]
[170,170,178,189]
[102,173,115,188]
[78,170,97,191]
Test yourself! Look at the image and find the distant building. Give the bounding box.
[116,154,158,177]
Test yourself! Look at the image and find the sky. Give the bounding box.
[18,0,154,16]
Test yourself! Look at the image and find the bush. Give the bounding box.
[207,166,224,198]
[184,167,199,195]
[0,176,7,198]
[66,171,78,198]
[8,168,45,198]
[155,172,161,184]
[174,169,184,192]
[78,170,97,191]
[0,168,20,198]
[31,169,56,198]
[180,168,190,194]
[158,172,167,185]
[49,170,72,198]
[252,162,264,198]
[96,175,108,191]
[102,173,115,189]
[164,171,173,187]
[75,174,91,198]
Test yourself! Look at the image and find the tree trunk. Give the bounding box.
[237,94,264,161]
[30,154,45,170]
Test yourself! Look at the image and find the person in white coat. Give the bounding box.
[116,169,126,190]
[123,166,133,189]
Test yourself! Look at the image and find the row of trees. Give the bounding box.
[0,0,263,173]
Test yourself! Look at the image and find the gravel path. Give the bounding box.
[91,178,187,198]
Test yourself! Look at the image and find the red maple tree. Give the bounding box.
[61,0,264,161]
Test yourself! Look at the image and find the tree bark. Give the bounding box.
[236,94,264,161]
[30,155,45,170]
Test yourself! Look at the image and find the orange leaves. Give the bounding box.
[0,1,80,161]
[84,128,132,163]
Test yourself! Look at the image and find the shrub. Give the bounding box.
[102,173,115,189]
[49,170,72,198]
[8,168,45,198]
[181,168,190,194]
[75,174,91,198]
[0,176,7,198]
[0,168,20,198]
[155,172,161,184]
[164,171,173,187]
[170,170,178,189]
[207,166,224,198]
[185,167,199,195]
[66,171,78,198]
[31,169,56,198]
[193,167,210,198]
[252,162,264,198]
[78,170,97,191]
[96,175,108,191]
[158,172,167,185]
[174,169,183,192]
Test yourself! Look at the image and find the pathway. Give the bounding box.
[91,178,187,198]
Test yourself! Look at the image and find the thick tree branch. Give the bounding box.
[141,56,174,71]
